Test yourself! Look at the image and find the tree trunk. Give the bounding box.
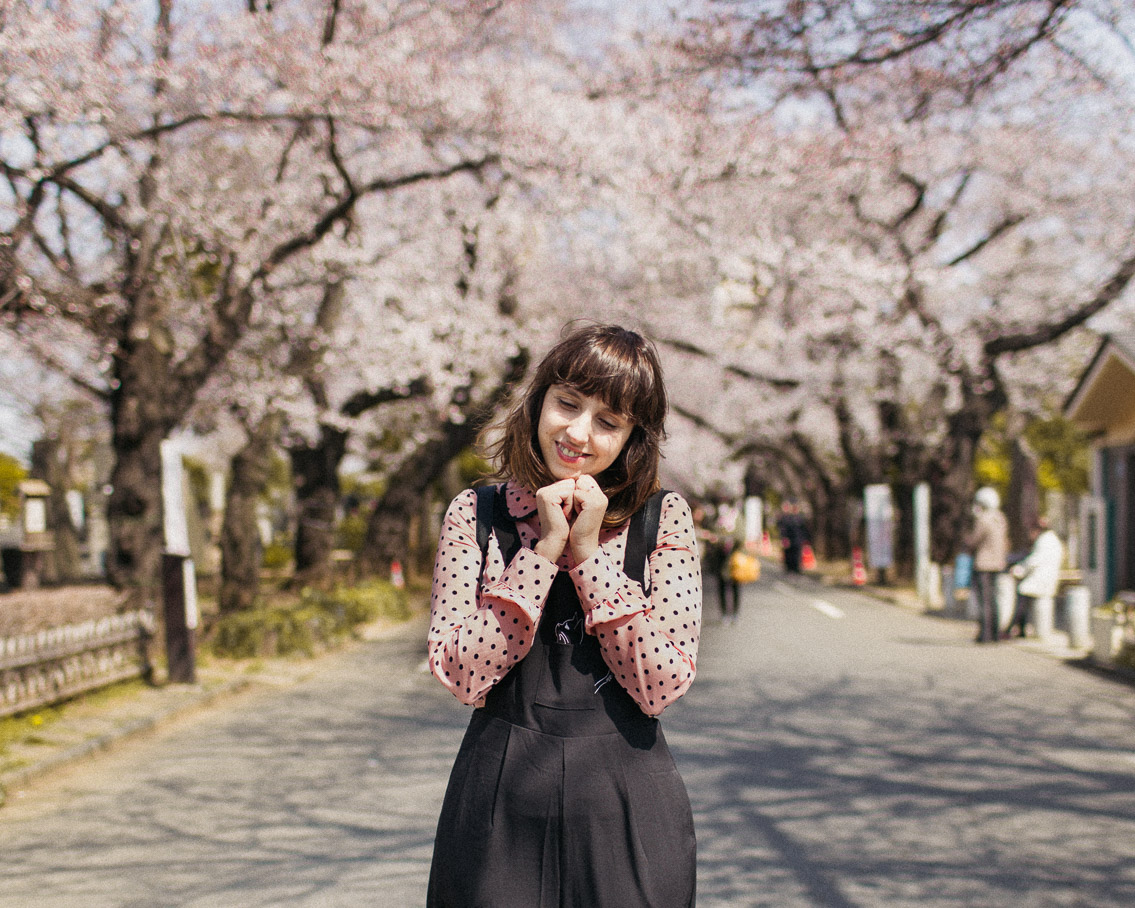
[359,351,530,577]
[219,416,279,613]
[106,428,166,605]
[359,420,480,578]
[104,334,177,606]
[289,424,348,586]
[926,403,991,566]
[1007,438,1040,554]
[30,439,85,584]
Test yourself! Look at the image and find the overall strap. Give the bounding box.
[624,489,668,593]
[475,484,520,571]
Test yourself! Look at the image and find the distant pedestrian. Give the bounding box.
[777,501,809,574]
[703,494,745,623]
[966,486,1010,643]
[1007,517,1065,639]
[425,324,699,908]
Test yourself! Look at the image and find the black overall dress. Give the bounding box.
[427,488,697,908]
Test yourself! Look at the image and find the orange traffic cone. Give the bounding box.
[801,544,816,572]
[851,547,867,586]
[391,560,405,590]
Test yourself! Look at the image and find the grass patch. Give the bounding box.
[0,708,61,752]
[208,580,411,659]
[0,676,151,756]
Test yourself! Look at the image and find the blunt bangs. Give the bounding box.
[540,327,666,436]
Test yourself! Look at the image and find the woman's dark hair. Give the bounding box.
[484,324,668,526]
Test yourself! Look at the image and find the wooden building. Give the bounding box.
[1064,332,1135,604]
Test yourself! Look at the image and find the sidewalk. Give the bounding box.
[0,610,425,807]
[816,560,1135,684]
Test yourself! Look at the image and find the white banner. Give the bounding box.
[864,484,894,570]
[160,440,191,557]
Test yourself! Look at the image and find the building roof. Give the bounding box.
[1064,332,1135,439]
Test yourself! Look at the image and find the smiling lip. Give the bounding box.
[555,442,587,463]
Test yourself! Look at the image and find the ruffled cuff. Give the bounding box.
[571,548,645,624]
[482,546,559,622]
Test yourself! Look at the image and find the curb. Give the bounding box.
[0,677,253,799]
[849,578,1135,688]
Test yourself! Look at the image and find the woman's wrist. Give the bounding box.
[535,535,568,562]
[570,538,599,564]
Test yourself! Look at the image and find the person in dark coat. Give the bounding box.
[777,501,809,573]
[701,493,743,623]
[426,324,700,908]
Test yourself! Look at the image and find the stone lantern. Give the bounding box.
[0,479,55,589]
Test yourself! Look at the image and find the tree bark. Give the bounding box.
[1007,437,1040,554]
[104,330,175,605]
[219,415,279,613]
[106,427,167,605]
[289,425,349,586]
[358,423,475,578]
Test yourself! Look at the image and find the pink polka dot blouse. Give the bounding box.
[427,481,702,717]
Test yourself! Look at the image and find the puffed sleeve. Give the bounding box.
[427,488,559,706]
[570,492,701,716]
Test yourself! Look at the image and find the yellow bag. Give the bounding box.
[728,550,761,584]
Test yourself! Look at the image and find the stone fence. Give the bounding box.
[0,612,151,718]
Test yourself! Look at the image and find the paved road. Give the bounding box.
[2,570,1134,907]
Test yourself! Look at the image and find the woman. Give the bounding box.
[426,324,701,908]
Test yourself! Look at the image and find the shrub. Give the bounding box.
[1116,641,1135,672]
[262,540,293,571]
[209,580,410,659]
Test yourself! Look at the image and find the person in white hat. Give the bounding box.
[966,487,1010,643]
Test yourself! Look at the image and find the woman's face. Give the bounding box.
[537,384,634,481]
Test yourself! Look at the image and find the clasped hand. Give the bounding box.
[533,475,608,565]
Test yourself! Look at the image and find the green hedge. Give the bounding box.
[210,581,411,659]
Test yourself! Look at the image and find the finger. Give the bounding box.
[573,476,606,509]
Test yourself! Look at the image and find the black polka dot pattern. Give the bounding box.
[569,491,701,716]
[426,483,702,715]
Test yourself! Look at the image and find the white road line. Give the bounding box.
[773,582,846,619]
[810,599,845,619]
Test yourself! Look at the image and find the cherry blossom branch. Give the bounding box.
[657,336,801,389]
[985,249,1135,356]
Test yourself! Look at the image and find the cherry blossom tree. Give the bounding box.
[656,0,1135,565]
[0,0,508,599]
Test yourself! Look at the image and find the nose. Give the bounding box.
[565,413,590,443]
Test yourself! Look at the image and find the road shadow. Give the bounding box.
[666,662,1135,908]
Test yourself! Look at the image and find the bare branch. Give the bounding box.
[51,174,132,235]
[256,155,500,279]
[341,377,432,419]
[3,328,110,402]
[323,0,340,46]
